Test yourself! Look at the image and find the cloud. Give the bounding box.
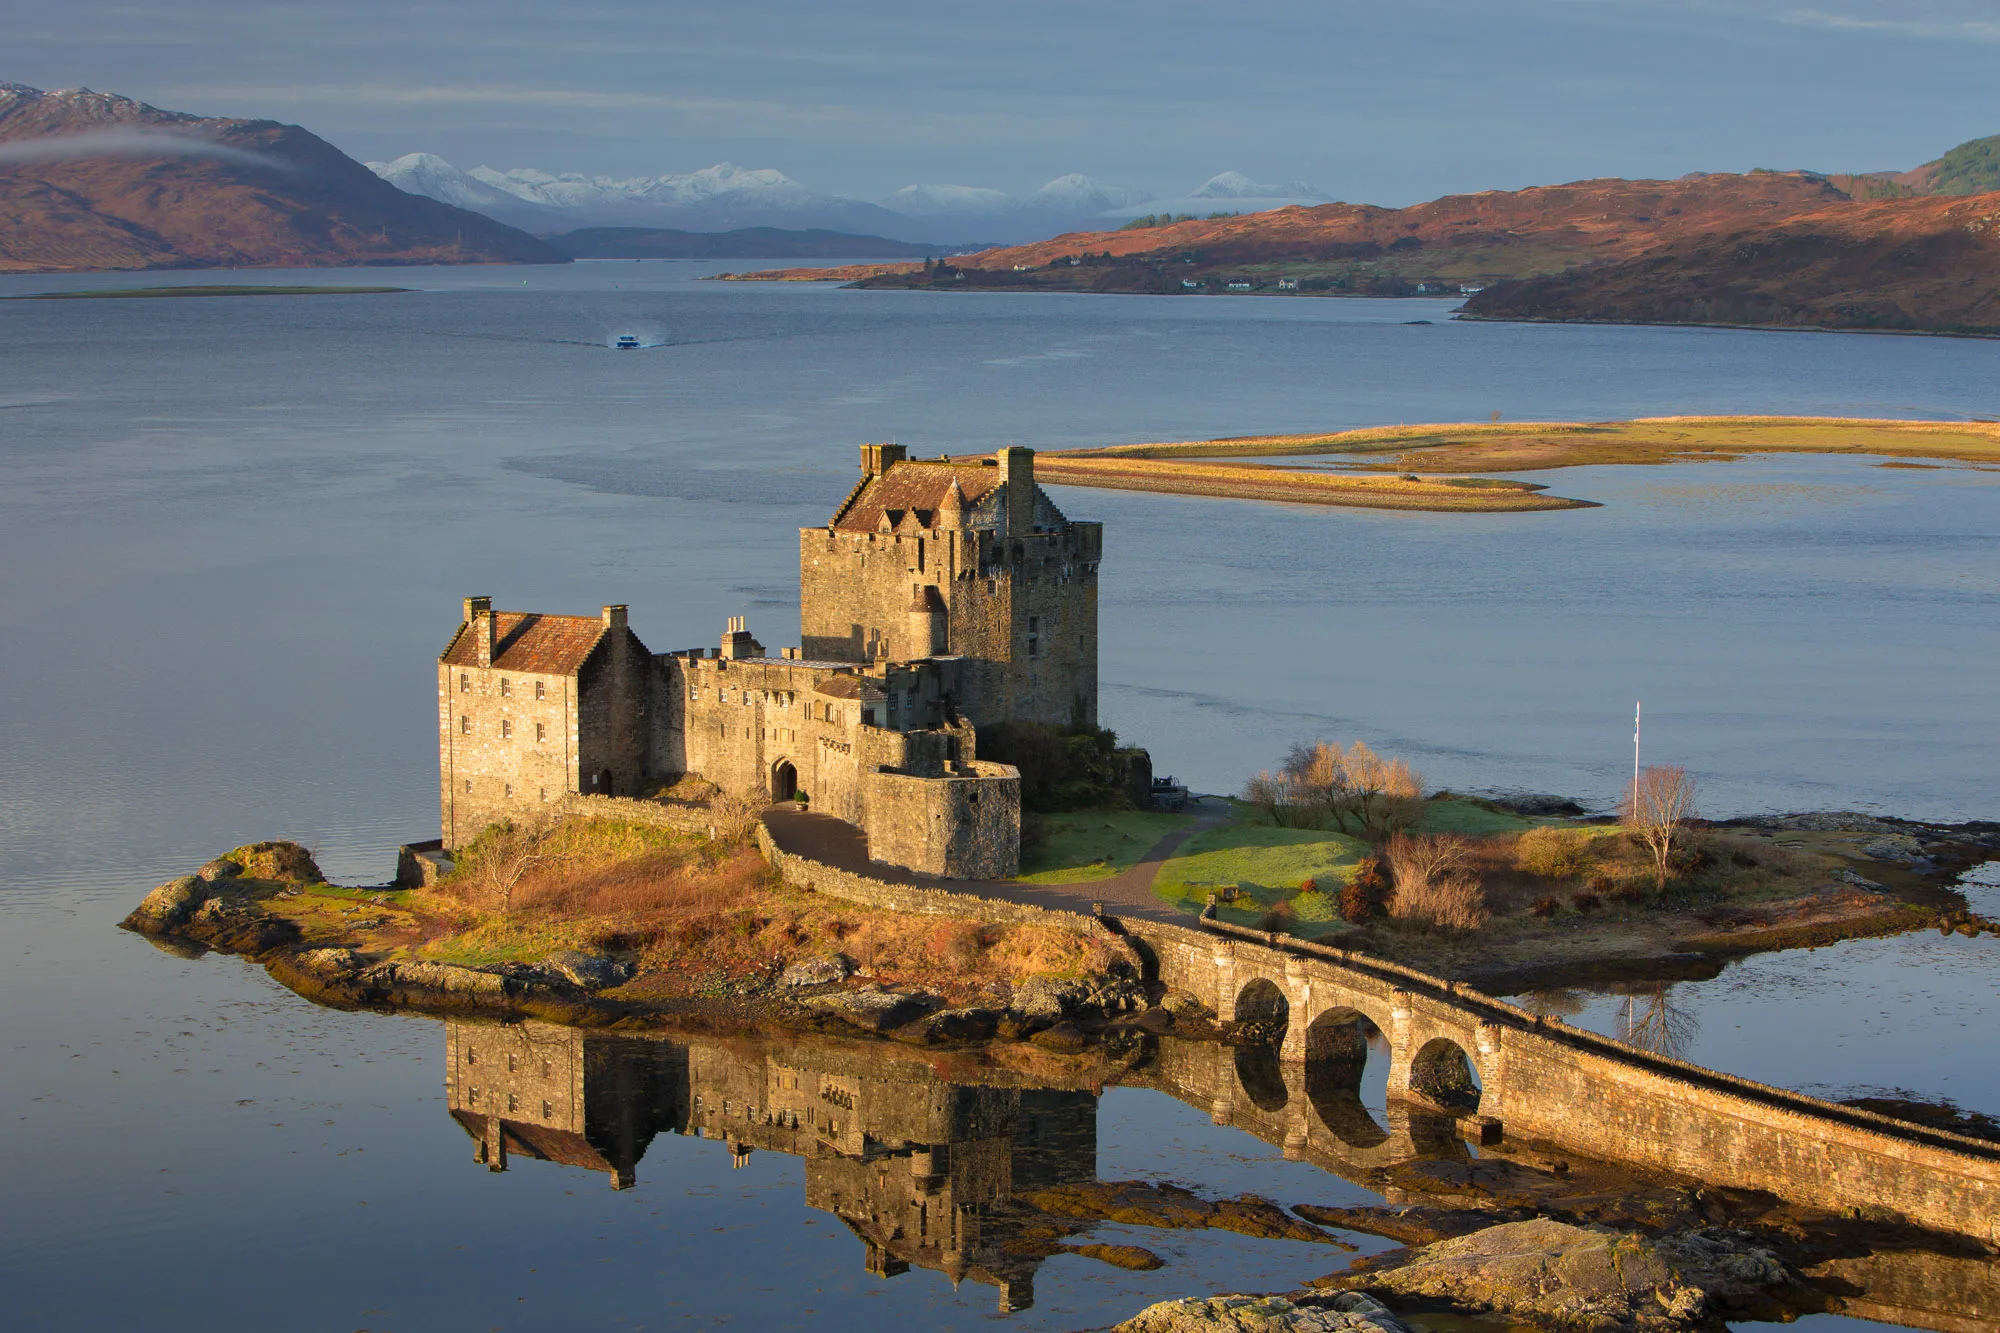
[0,127,284,167]
[1780,7,2000,40]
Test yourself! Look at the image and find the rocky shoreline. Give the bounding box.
[121,842,1207,1055]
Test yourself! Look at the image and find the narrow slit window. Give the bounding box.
[501,719,512,738]
[460,715,471,734]
[534,680,545,700]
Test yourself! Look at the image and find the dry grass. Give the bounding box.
[412,816,1115,1000]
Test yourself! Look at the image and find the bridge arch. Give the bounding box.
[1234,976,1290,1034]
[1407,1036,1483,1113]
[1303,1007,1390,1148]
[1231,978,1293,1112]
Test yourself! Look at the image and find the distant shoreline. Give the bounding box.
[11,284,413,300]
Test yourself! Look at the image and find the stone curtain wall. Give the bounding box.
[863,761,1022,879]
[756,822,1118,943]
[1120,915,2000,1244]
[552,793,712,836]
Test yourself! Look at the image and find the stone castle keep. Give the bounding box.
[437,445,1102,878]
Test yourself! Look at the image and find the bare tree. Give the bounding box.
[1622,765,1698,891]
[469,817,554,912]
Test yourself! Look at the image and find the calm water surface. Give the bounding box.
[2,262,1995,1330]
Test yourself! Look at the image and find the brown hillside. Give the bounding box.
[0,84,563,272]
[1462,193,2000,334]
[794,173,1853,295]
[961,172,1846,270]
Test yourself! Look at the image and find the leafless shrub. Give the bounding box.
[707,791,768,845]
[1385,832,1488,930]
[462,815,557,912]
[1621,766,1698,890]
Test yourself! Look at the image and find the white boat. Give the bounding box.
[615,335,641,349]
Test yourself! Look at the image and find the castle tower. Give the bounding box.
[798,445,1100,730]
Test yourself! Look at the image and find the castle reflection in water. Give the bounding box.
[446,1020,1099,1312]
[443,1019,2000,1329]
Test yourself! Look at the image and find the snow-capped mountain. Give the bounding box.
[1188,171,1332,201]
[368,154,1327,245]
[1093,171,1336,223]
[367,153,562,229]
[880,182,1015,218]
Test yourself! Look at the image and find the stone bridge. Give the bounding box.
[1114,913,2000,1245]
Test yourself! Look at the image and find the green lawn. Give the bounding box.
[1014,810,1194,884]
[1413,796,1543,836]
[1153,824,1368,911]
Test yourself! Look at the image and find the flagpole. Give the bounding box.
[1632,701,1642,809]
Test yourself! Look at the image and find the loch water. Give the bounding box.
[1,262,1996,1331]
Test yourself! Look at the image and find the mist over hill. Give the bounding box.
[0,84,561,273]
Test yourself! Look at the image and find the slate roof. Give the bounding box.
[450,1110,622,1174]
[441,612,608,675]
[832,461,1002,533]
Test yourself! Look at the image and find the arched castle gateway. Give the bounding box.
[436,446,1103,879]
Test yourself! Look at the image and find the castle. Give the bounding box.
[436,445,1102,879]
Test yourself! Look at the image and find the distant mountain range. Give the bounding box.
[546,226,953,261]
[0,84,559,272]
[367,152,1332,245]
[802,152,2000,335]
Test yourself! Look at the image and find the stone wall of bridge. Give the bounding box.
[1116,915,2000,1244]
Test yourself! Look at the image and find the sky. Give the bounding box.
[5,0,1999,204]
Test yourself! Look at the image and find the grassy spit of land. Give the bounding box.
[1133,794,1997,991]
[997,417,2000,515]
[14,284,412,299]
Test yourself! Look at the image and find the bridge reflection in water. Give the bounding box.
[441,1019,2000,1330]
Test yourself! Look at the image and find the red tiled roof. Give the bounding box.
[832,462,1001,532]
[441,612,608,674]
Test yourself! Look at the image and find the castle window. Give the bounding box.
[499,678,510,697]
[468,1086,478,1103]
[539,787,547,801]
[465,1047,476,1065]
[459,673,469,693]
[501,719,512,738]
[460,715,471,734]
[504,782,512,797]
[534,680,545,700]
[535,722,546,742]
[542,1060,552,1078]
[542,1100,553,1120]
[464,779,472,794]
[1027,615,1040,658]
[507,1093,518,1113]
[507,1053,517,1072]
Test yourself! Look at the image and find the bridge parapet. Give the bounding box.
[1115,912,2000,1244]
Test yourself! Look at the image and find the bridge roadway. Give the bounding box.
[756,802,2000,1246]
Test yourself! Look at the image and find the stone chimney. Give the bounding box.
[999,446,1035,537]
[602,604,628,629]
[464,596,495,667]
[861,442,908,477]
[720,615,765,660]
